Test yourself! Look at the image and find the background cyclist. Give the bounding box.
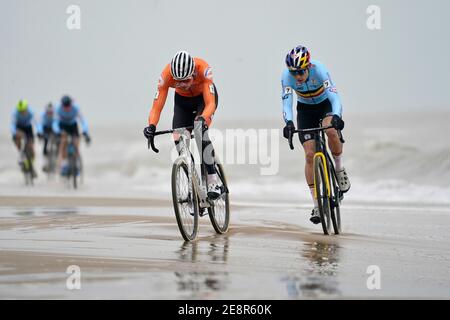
[11,99,38,178]
[37,102,56,172]
[53,95,91,176]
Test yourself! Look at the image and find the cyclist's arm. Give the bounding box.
[10,111,17,136]
[316,63,342,117]
[76,108,89,134]
[148,84,169,126]
[281,72,294,123]
[200,81,216,126]
[52,110,60,134]
[30,109,39,134]
[36,111,44,135]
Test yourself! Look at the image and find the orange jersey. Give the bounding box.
[148,57,216,126]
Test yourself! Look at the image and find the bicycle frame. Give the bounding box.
[289,122,344,198]
[171,126,212,209]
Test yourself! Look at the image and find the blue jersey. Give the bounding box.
[281,59,342,123]
[10,108,36,136]
[52,104,89,134]
[37,111,55,134]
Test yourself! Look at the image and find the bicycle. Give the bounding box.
[43,132,59,176]
[63,134,83,189]
[288,122,345,235]
[18,135,36,186]
[148,122,230,241]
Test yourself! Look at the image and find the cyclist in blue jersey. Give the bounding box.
[37,103,56,171]
[11,99,38,178]
[281,45,350,224]
[53,95,91,176]
[37,103,55,145]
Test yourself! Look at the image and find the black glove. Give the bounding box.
[83,132,91,144]
[331,115,345,131]
[37,133,44,140]
[143,125,156,139]
[283,120,295,139]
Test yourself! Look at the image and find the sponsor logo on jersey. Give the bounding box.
[204,67,213,80]
[154,89,159,100]
[329,87,338,93]
[158,75,164,87]
[282,87,293,100]
[209,84,215,94]
[323,80,331,88]
[304,134,312,140]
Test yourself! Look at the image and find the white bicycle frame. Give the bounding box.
[174,122,212,209]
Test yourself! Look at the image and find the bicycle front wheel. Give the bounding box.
[68,155,78,189]
[172,158,198,241]
[314,157,332,235]
[330,168,342,235]
[208,163,230,234]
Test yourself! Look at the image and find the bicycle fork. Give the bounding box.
[313,152,331,199]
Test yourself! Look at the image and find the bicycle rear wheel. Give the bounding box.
[314,157,332,235]
[208,163,230,234]
[330,168,342,234]
[172,158,198,241]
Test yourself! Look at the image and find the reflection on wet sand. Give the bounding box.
[14,207,79,216]
[175,236,230,295]
[14,209,35,216]
[283,241,341,298]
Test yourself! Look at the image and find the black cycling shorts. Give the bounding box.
[172,83,218,129]
[296,98,333,144]
[59,122,79,137]
[16,124,34,141]
[43,125,53,135]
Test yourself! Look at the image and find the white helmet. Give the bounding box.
[170,51,195,80]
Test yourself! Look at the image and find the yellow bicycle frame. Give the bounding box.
[313,152,331,199]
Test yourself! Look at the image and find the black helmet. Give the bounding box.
[61,95,72,106]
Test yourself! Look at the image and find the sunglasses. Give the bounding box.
[289,69,307,76]
[178,76,194,83]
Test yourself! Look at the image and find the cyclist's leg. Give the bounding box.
[201,85,221,198]
[297,102,322,208]
[172,93,199,154]
[43,126,51,156]
[322,106,349,191]
[23,125,35,160]
[321,99,343,158]
[58,127,68,164]
[199,84,218,175]
[70,123,80,157]
[14,128,25,151]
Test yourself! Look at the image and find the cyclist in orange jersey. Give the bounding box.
[143,51,221,199]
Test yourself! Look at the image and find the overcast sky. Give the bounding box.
[1,0,449,129]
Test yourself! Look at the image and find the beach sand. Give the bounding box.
[1,195,450,299]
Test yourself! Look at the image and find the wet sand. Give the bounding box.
[1,195,450,299]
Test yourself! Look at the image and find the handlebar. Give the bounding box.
[288,125,345,150]
[147,126,194,153]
